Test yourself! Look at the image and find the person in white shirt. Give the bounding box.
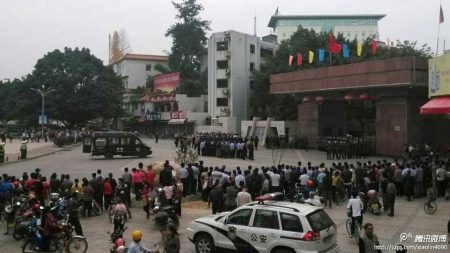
[304,191,322,207]
[347,191,363,237]
[299,172,310,196]
[236,186,252,207]
[269,169,281,192]
[235,170,245,187]
[211,168,222,185]
[178,163,188,197]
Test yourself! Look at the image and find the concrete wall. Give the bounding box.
[176,94,207,113]
[298,103,319,148]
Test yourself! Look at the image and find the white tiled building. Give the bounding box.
[207,30,278,133]
[268,14,385,44]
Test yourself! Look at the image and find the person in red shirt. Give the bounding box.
[146,165,156,188]
[103,178,113,209]
[25,172,38,191]
[131,168,143,201]
[41,177,50,203]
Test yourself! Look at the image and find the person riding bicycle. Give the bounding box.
[128,230,158,253]
[112,199,131,231]
[347,191,363,237]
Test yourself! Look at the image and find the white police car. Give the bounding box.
[187,193,339,253]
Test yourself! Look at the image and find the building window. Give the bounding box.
[217,60,228,69]
[146,64,152,71]
[216,98,228,107]
[249,63,255,71]
[261,48,273,58]
[250,44,255,54]
[217,41,228,51]
[249,80,255,89]
[217,79,228,88]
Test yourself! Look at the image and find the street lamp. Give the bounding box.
[30,85,55,139]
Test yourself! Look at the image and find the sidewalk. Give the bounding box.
[1,138,79,163]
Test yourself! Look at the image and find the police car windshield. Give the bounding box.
[306,210,334,231]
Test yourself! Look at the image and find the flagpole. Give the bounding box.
[436,1,442,56]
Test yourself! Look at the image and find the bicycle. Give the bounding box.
[424,189,437,215]
[346,217,361,242]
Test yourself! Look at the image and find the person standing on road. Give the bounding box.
[82,181,94,218]
[67,192,83,236]
[159,161,173,187]
[236,185,252,207]
[132,168,143,201]
[164,223,180,253]
[178,163,188,197]
[386,178,397,216]
[323,170,333,208]
[224,181,238,211]
[122,167,132,206]
[208,181,224,214]
[358,223,381,253]
[347,191,363,237]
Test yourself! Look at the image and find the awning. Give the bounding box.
[420,96,450,114]
[168,119,186,125]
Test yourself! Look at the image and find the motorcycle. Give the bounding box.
[109,218,127,253]
[22,215,88,253]
[150,188,179,229]
[366,190,381,215]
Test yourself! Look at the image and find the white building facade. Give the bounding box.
[268,15,385,44]
[207,30,277,133]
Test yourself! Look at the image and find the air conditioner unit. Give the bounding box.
[224,31,230,37]
[222,89,229,95]
[225,69,231,75]
[220,107,229,112]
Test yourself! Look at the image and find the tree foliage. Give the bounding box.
[251,26,433,120]
[0,47,124,127]
[165,0,210,96]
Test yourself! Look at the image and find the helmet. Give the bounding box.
[114,238,125,247]
[32,203,41,211]
[116,246,126,253]
[132,230,142,241]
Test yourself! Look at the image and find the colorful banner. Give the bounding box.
[429,53,450,97]
[319,49,325,62]
[371,40,378,54]
[343,44,350,58]
[288,55,294,65]
[297,53,303,65]
[154,72,180,94]
[308,51,314,63]
[357,42,362,56]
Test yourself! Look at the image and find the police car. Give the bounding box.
[187,193,339,253]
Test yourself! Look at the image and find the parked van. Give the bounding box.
[82,131,152,159]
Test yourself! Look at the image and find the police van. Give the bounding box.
[187,193,339,253]
[82,131,152,159]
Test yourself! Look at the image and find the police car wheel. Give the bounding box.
[195,234,215,253]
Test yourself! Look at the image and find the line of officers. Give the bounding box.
[325,137,372,160]
[194,133,258,160]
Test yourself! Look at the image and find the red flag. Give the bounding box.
[371,39,378,54]
[297,53,302,65]
[328,34,342,54]
[288,55,293,65]
[440,5,444,23]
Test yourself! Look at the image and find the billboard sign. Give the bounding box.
[154,72,180,94]
[429,54,450,97]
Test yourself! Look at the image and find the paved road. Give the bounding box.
[0,138,448,253]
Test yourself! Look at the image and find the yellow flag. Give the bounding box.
[308,51,314,63]
[357,42,362,56]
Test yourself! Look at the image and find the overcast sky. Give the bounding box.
[1,0,449,80]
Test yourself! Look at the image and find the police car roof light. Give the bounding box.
[255,192,284,204]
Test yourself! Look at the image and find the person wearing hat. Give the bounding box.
[128,230,157,253]
[164,223,180,253]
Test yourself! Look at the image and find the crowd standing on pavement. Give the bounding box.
[1,139,450,252]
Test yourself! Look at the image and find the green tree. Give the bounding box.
[251,26,432,120]
[165,0,210,96]
[20,47,124,126]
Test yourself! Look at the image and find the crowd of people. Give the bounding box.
[324,136,372,160]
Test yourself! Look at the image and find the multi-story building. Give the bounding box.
[268,14,385,44]
[207,30,277,133]
[110,53,169,115]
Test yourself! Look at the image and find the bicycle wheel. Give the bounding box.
[424,201,437,215]
[345,219,352,237]
[354,222,361,242]
[66,237,88,253]
[340,191,348,202]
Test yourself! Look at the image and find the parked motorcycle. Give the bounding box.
[366,190,382,215]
